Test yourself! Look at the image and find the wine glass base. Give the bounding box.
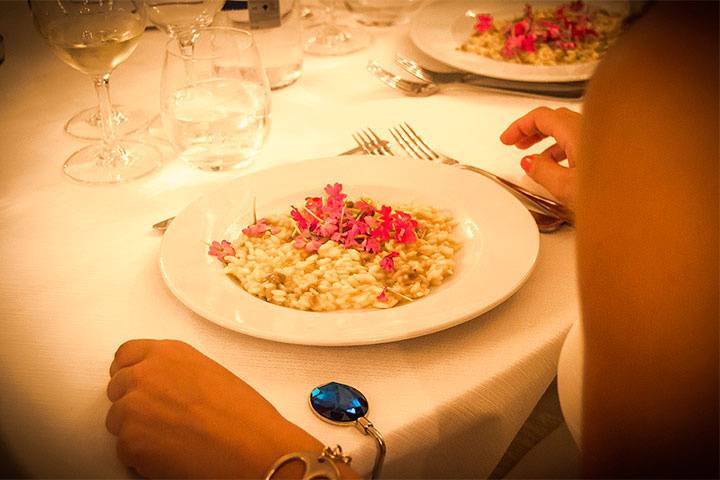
[64,105,152,140]
[63,141,163,184]
[303,25,371,55]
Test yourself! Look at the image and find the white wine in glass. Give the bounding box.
[31,0,162,184]
[32,5,151,140]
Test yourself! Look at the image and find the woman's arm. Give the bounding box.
[577,2,718,476]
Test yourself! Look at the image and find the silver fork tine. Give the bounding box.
[398,123,439,160]
[365,128,393,155]
[390,126,429,160]
[393,55,432,82]
[352,132,372,154]
[366,62,413,95]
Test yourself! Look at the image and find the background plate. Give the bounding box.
[410,0,628,82]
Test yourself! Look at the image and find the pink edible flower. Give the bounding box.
[513,19,530,36]
[354,200,376,215]
[324,183,347,211]
[502,34,524,58]
[542,20,561,40]
[324,182,345,199]
[305,239,322,252]
[474,13,493,33]
[290,206,309,230]
[320,221,338,237]
[365,237,381,254]
[364,216,379,229]
[380,251,400,272]
[242,218,270,237]
[208,240,235,261]
[377,287,388,302]
[521,33,537,52]
[305,196,324,217]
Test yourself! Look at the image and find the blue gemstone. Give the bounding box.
[310,382,369,423]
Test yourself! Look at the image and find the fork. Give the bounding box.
[394,54,586,99]
[368,61,585,99]
[353,129,567,233]
[388,123,574,225]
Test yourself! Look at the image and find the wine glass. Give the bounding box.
[303,0,370,55]
[160,27,271,171]
[145,0,225,52]
[31,6,151,140]
[30,0,162,184]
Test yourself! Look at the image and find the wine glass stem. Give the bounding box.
[93,74,123,166]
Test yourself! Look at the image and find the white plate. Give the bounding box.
[160,155,539,346]
[410,0,626,83]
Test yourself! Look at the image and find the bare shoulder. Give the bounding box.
[578,1,718,251]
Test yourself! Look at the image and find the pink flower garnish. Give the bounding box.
[305,239,322,252]
[354,200,375,215]
[521,33,537,52]
[286,184,419,256]
[365,238,381,254]
[242,218,270,237]
[513,19,529,36]
[377,287,388,302]
[380,251,399,272]
[320,221,338,237]
[502,34,524,58]
[209,240,235,261]
[474,13,493,33]
[290,206,309,230]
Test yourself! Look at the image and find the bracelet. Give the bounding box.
[264,445,351,480]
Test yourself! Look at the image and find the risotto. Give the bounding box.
[208,184,461,311]
[459,1,624,66]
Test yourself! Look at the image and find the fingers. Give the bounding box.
[500,107,581,154]
[541,143,568,163]
[110,339,155,376]
[521,154,577,208]
[107,366,138,402]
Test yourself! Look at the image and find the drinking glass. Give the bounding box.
[344,0,424,26]
[160,27,271,170]
[30,0,162,184]
[145,0,225,51]
[303,0,370,55]
[30,4,151,140]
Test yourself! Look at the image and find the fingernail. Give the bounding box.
[520,155,534,173]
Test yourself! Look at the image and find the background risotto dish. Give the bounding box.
[209,184,460,311]
[459,1,624,66]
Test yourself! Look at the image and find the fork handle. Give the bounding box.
[459,164,575,223]
[461,75,585,99]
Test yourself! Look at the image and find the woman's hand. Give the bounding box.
[500,107,582,209]
[106,339,323,479]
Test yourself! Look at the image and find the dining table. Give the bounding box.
[0,1,582,477]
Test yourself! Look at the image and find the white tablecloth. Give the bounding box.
[0,2,580,477]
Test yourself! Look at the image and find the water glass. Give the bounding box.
[160,27,271,171]
[345,0,424,26]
